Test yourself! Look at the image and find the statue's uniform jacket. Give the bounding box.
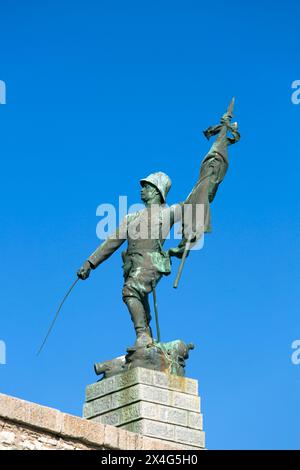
[88,204,182,302]
[87,149,228,303]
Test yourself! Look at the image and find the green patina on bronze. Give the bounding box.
[94,340,194,378]
[77,99,240,376]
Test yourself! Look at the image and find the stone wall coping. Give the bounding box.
[0,393,183,450]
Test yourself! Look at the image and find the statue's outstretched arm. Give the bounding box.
[169,99,240,261]
[77,216,128,280]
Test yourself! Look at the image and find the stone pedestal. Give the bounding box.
[83,367,205,450]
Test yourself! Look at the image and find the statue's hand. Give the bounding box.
[167,246,189,259]
[77,261,92,280]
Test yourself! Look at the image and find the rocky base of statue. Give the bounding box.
[94,339,194,380]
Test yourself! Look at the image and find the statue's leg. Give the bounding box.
[142,295,151,323]
[142,295,153,338]
[122,281,153,348]
[121,254,151,348]
[123,296,153,348]
[122,261,163,348]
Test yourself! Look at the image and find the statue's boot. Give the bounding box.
[134,327,153,348]
[124,297,153,349]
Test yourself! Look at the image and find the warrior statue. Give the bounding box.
[77,99,240,352]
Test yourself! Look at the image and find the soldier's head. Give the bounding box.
[140,172,171,206]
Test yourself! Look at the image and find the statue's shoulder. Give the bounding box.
[126,208,145,224]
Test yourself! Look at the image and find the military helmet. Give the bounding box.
[140,171,172,203]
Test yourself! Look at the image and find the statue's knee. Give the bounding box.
[122,283,142,302]
[122,285,133,302]
[123,293,141,308]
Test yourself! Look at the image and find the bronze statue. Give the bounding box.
[77,99,240,354]
[38,99,239,376]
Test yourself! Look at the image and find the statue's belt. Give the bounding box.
[126,248,164,256]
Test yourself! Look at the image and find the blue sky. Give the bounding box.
[0,0,299,449]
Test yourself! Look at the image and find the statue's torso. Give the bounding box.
[123,205,178,275]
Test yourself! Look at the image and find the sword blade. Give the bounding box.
[173,237,193,289]
[36,278,79,356]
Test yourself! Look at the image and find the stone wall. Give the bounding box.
[0,393,184,450]
[0,417,97,450]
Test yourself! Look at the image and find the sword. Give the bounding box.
[36,278,79,355]
[173,235,194,289]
